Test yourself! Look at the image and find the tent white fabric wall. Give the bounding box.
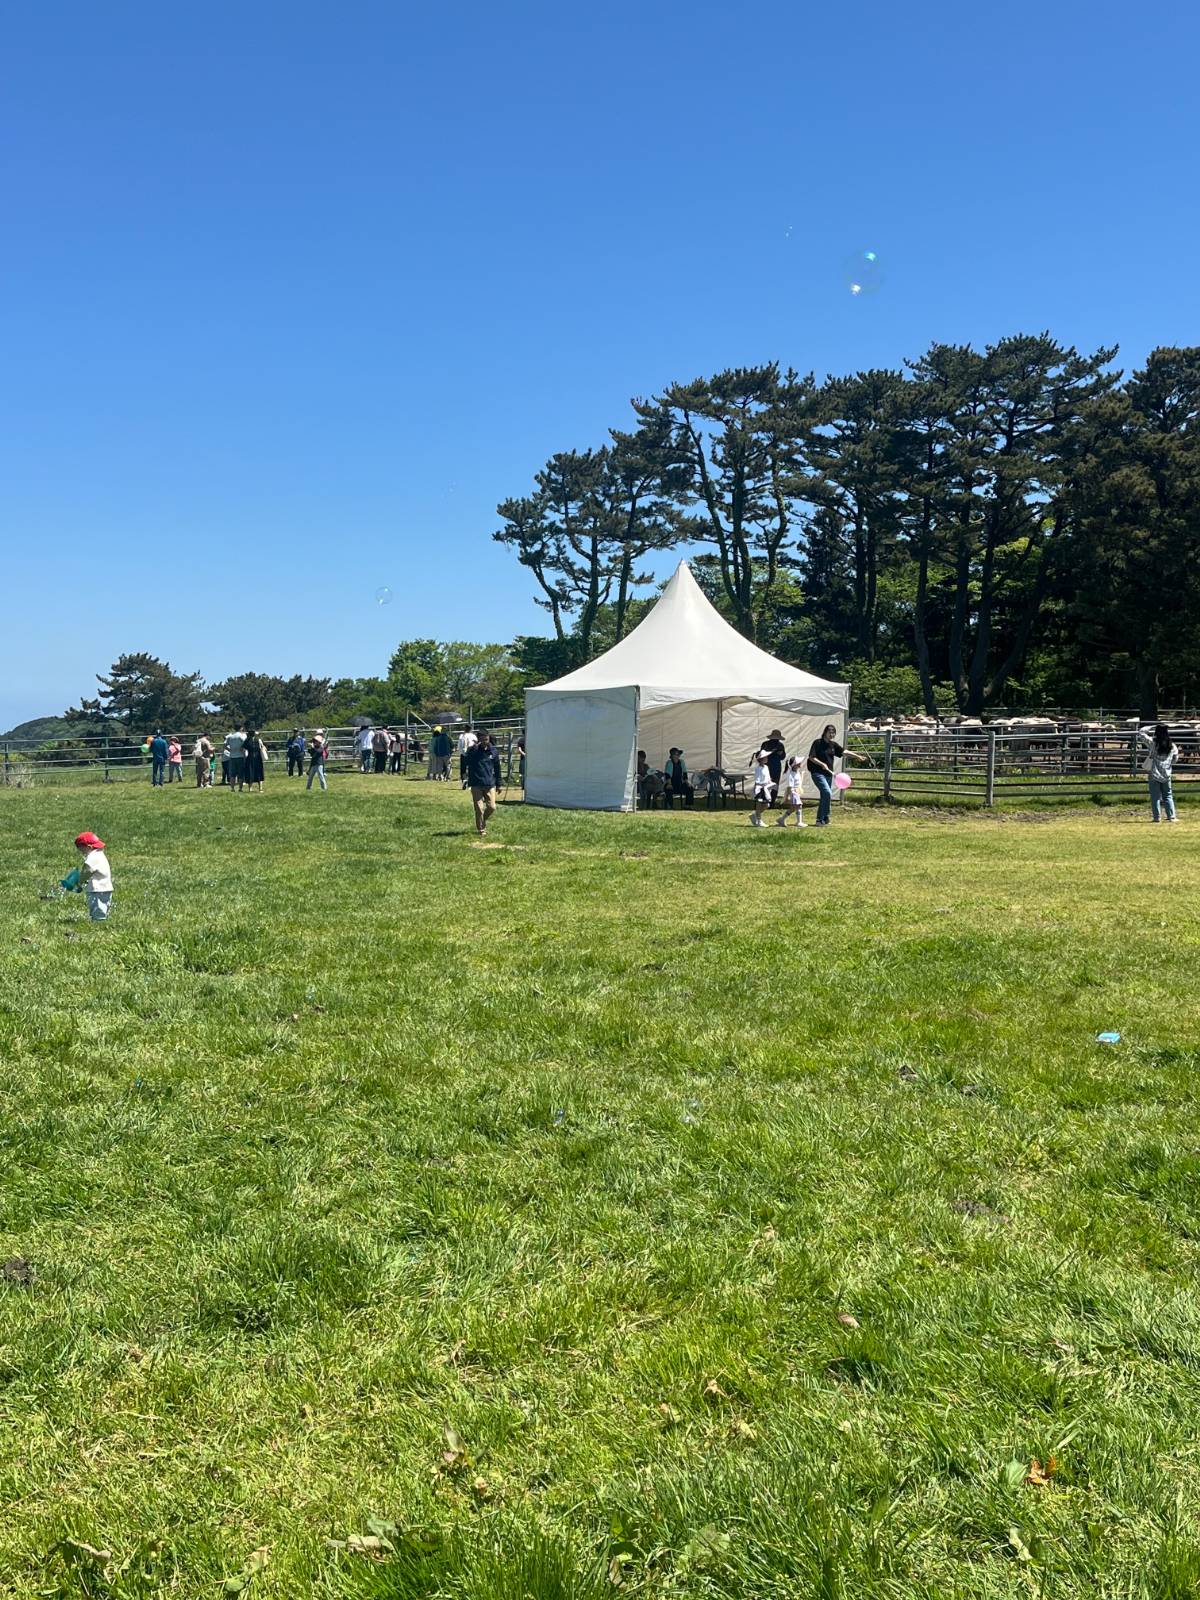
[524,686,638,811]
[525,563,851,811]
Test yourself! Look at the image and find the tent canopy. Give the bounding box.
[525,562,850,810]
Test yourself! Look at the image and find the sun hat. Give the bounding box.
[75,831,105,850]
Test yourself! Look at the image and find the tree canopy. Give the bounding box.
[494,336,1200,716]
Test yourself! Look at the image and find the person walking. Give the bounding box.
[167,737,184,783]
[750,750,775,826]
[457,726,478,788]
[806,723,866,826]
[67,831,114,921]
[286,729,306,777]
[755,729,786,808]
[225,726,247,790]
[357,724,374,773]
[149,730,169,787]
[429,725,452,780]
[1139,722,1181,822]
[775,755,807,827]
[193,734,214,787]
[242,728,267,792]
[306,729,329,790]
[465,730,502,836]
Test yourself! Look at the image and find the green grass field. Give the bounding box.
[2,776,1198,1599]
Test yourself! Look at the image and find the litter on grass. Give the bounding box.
[1096,1031,1121,1045]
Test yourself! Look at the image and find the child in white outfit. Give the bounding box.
[69,831,114,920]
[750,754,775,827]
[776,756,806,826]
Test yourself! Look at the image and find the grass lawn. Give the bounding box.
[1,775,1198,1599]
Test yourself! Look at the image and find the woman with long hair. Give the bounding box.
[1138,722,1181,822]
[242,728,267,792]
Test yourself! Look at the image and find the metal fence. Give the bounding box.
[1,716,527,786]
[845,727,1199,806]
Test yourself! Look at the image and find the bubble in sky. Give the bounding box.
[842,248,883,297]
[375,586,393,606]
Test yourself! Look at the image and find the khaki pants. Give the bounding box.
[471,785,497,833]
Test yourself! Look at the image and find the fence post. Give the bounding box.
[985,727,997,808]
[883,729,894,801]
[2,741,8,786]
[403,712,409,774]
[103,736,110,782]
[1130,730,1139,777]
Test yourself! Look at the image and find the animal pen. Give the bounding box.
[845,725,1199,807]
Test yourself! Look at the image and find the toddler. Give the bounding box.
[67,831,114,920]
[750,751,775,827]
[776,756,806,826]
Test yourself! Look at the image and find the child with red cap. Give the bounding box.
[70,832,114,920]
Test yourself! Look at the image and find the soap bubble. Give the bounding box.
[842,248,883,297]
[375,586,393,606]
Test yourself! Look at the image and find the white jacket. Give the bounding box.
[80,848,113,893]
[1139,731,1180,783]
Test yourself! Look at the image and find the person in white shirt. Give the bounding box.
[69,831,114,920]
[775,756,807,827]
[1138,722,1182,822]
[225,727,247,788]
[457,727,478,787]
[357,725,374,773]
[750,752,775,827]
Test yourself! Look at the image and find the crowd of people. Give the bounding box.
[57,718,1189,932]
[138,718,1183,831]
[636,725,868,827]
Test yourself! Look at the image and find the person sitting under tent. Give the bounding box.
[663,748,694,808]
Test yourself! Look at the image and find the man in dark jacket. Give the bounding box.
[465,731,503,836]
[428,725,452,780]
[149,731,169,787]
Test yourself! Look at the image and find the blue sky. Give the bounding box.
[2,0,1196,729]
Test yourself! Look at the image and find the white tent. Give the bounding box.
[524,561,851,810]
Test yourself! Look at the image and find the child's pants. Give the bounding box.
[307,762,327,790]
[87,890,113,921]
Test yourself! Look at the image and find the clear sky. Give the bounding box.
[3,0,1197,730]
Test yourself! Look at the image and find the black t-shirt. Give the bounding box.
[757,738,786,780]
[807,737,843,776]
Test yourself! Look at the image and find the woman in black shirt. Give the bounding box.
[806,723,865,825]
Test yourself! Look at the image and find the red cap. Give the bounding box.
[75,831,105,850]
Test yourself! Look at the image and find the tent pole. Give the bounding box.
[716,699,723,770]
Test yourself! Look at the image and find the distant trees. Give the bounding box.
[494,335,1200,716]
[65,643,523,733]
[67,653,206,730]
[208,673,332,727]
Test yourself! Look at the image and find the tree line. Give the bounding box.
[65,639,527,738]
[54,335,1199,743]
[494,336,1200,717]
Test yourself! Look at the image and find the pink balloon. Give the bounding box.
[833,772,853,790]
